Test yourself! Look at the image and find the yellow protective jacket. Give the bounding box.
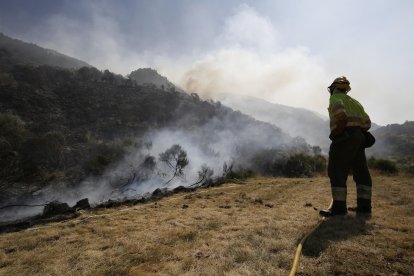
[328,91,371,135]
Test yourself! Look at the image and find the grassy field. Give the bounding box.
[0,174,413,275]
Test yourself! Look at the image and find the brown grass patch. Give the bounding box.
[0,175,413,275]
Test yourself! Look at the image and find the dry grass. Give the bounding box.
[0,174,413,275]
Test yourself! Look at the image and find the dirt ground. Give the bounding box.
[0,174,413,275]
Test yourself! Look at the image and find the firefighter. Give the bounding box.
[320,76,373,217]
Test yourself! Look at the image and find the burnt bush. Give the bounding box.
[192,164,214,187]
[159,144,189,184]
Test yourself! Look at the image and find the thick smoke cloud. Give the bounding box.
[3,1,413,124]
[181,47,329,112]
[32,2,410,124]
[35,3,332,117]
[177,5,331,115]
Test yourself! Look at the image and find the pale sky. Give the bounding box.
[1,0,413,125]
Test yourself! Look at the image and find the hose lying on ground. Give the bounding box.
[289,216,327,276]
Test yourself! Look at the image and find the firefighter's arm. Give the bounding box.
[331,112,347,137]
[329,102,347,138]
[361,114,371,132]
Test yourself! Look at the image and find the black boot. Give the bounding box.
[319,200,347,217]
[348,198,371,214]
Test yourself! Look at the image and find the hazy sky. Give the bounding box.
[0,0,413,125]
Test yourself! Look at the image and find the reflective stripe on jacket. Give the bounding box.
[328,92,371,131]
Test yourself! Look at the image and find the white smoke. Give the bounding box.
[177,4,331,115]
[11,1,411,124]
[0,106,307,223]
[65,114,295,204]
[33,3,332,116]
[215,4,279,52]
[180,47,329,112]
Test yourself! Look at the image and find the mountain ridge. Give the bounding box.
[368,121,414,166]
[215,93,331,149]
[128,68,176,89]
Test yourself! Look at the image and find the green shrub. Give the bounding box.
[20,131,65,177]
[0,137,21,181]
[228,167,256,180]
[83,143,125,175]
[368,157,398,174]
[0,71,17,87]
[221,162,256,181]
[0,113,26,149]
[249,150,327,178]
[367,156,376,168]
[0,114,27,181]
[374,159,398,174]
[250,149,287,176]
[84,154,111,175]
[282,153,327,177]
[0,137,12,156]
[406,166,414,175]
[312,155,327,173]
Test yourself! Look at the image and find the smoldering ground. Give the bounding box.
[0,110,309,222]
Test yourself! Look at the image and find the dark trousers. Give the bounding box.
[328,127,372,207]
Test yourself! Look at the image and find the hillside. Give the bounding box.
[0,174,413,275]
[369,121,414,161]
[0,63,321,218]
[0,34,331,223]
[0,33,90,70]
